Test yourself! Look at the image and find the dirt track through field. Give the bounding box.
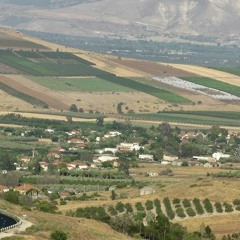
[171,64,240,87]
[0,75,69,110]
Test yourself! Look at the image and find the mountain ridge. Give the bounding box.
[0,0,240,43]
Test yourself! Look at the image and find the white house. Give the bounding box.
[139,154,154,161]
[104,131,121,138]
[67,162,89,170]
[118,143,142,152]
[93,155,119,163]
[212,152,230,161]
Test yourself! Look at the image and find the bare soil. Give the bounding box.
[111,58,199,77]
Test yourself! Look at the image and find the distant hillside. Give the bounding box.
[1,0,240,44]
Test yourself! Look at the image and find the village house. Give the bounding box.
[15,184,38,195]
[67,162,89,171]
[163,154,178,163]
[93,155,119,163]
[67,138,87,148]
[212,152,230,161]
[104,131,121,138]
[139,154,154,161]
[0,185,9,193]
[47,152,61,160]
[19,156,31,163]
[65,129,80,136]
[52,147,67,153]
[39,162,49,172]
[118,143,142,152]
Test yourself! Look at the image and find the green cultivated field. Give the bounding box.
[0,50,190,103]
[30,77,132,92]
[127,111,240,126]
[181,77,240,97]
[214,67,240,77]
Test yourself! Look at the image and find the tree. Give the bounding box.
[79,108,84,113]
[117,102,123,114]
[69,104,78,112]
[111,190,117,200]
[50,230,67,240]
[33,161,41,175]
[159,122,172,137]
[96,117,104,127]
[118,156,130,176]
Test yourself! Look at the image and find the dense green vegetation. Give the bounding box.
[182,77,240,98]
[214,67,240,77]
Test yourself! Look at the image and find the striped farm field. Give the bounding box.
[214,67,240,77]
[127,112,240,126]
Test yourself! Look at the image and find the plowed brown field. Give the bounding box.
[111,59,198,77]
[0,75,69,110]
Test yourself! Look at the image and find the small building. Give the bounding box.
[104,131,121,138]
[67,162,89,170]
[15,184,38,195]
[140,187,155,196]
[0,185,9,193]
[39,162,49,172]
[212,152,230,161]
[139,154,154,161]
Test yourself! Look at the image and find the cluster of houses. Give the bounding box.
[13,128,238,173]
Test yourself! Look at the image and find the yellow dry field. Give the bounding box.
[0,88,35,111]
[171,63,240,87]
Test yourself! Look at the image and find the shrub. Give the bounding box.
[125,203,133,213]
[224,202,234,212]
[135,202,145,211]
[163,197,175,220]
[233,199,240,205]
[193,198,204,215]
[214,202,223,213]
[50,230,67,240]
[115,202,125,213]
[182,198,191,208]
[186,207,196,217]
[173,198,180,204]
[108,206,118,216]
[153,199,162,214]
[176,208,186,218]
[145,200,154,211]
[203,198,213,213]
[69,104,78,112]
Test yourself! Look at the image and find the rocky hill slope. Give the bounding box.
[1,0,240,42]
